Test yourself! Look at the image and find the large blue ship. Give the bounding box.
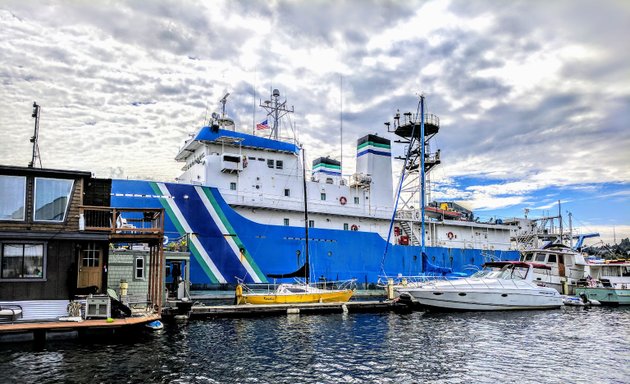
[111,91,519,288]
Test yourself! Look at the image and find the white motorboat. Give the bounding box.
[395,261,563,311]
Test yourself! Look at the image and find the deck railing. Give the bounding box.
[78,206,164,236]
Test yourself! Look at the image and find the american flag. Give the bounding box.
[256,119,269,130]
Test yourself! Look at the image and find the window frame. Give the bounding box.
[0,175,27,221]
[230,182,237,191]
[134,256,146,280]
[284,188,290,197]
[0,241,47,282]
[320,193,326,201]
[354,197,360,204]
[276,160,283,169]
[33,177,74,223]
[284,218,290,226]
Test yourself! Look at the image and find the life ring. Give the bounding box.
[351,224,358,231]
[447,232,454,240]
[339,196,347,205]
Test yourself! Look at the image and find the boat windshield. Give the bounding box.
[472,265,529,280]
[471,268,503,279]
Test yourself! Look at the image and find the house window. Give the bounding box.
[34,177,74,222]
[230,182,237,190]
[1,243,45,280]
[354,197,360,204]
[134,256,145,280]
[321,193,326,201]
[343,223,349,230]
[82,243,100,267]
[276,160,283,169]
[547,254,557,263]
[0,175,26,221]
[308,220,314,228]
[267,159,275,168]
[284,218,290,226]
[284,189,290,197]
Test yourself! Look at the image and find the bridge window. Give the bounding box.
[267,159,274,168]
[230,182,237,191]
[354,197,360,204]
[535,254,546,262]
[547,254,557,263]
[284,218,289,226]
[276,160,283,169]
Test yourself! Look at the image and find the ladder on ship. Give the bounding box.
[399,220,421,246]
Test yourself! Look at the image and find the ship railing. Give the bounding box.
[237,278,357,293]
[376,274,450,288]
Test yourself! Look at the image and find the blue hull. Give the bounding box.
[111,180,519,287]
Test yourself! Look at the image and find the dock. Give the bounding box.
[0,314,160,342]
[163,300,408,319]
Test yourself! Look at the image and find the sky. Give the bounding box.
[1,0,629,245]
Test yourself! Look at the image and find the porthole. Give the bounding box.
[501,294,508,297]
[433,292,443,296]
[458,293,467,296]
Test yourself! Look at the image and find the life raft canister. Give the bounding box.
[339,196,347,205]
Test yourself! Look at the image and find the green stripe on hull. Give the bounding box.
[149,182,220,284]
[200,187,268,283]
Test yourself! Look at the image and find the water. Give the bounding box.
[1,307,629,383]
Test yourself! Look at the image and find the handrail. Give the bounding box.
[79,206,164,236]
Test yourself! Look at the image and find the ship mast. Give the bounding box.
[259,89,294,140]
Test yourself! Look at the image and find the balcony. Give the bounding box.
[79,206,164,242]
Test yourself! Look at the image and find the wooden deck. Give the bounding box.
[0,314,160,334]
[164,300,408,319]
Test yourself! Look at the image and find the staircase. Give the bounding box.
[399,221,421,246]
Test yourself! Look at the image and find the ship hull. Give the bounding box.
[111,180,519,287]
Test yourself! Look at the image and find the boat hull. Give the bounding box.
[575,287,630,306]
[405,290,562,311]
[239,289,354,305]
[111,180,520,286]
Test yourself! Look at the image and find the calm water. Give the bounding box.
[1,306,629,383]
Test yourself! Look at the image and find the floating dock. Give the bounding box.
[0,314,160,343]
[163,300,408,319]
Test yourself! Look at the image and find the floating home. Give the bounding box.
[0,165,164,341]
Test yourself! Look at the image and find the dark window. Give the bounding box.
[284,218,289,226]
[321,193,326,201]
[284,189,290,197]
[354,197,360,204]
[135,257,145,280]
[547,254,557,263]
[248,156,256,160]
[535,254,546,262]
[230,182,237,190]
[343,223,349,230]
[326,178,333,184]
[267,159,274,168]
[276,160,283,169]
[308,220,314,228]
[524,253,534,261]
[0,175,26,220]
[1,243,45,279]
[223,155,240,163]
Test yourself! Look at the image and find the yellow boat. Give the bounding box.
[235,282,354,305]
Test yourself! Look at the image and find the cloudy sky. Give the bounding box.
[1,0,629,244]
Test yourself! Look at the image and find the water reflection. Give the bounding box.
[1,307,628,383]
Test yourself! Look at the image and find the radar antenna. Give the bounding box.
[259,89,294,140]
